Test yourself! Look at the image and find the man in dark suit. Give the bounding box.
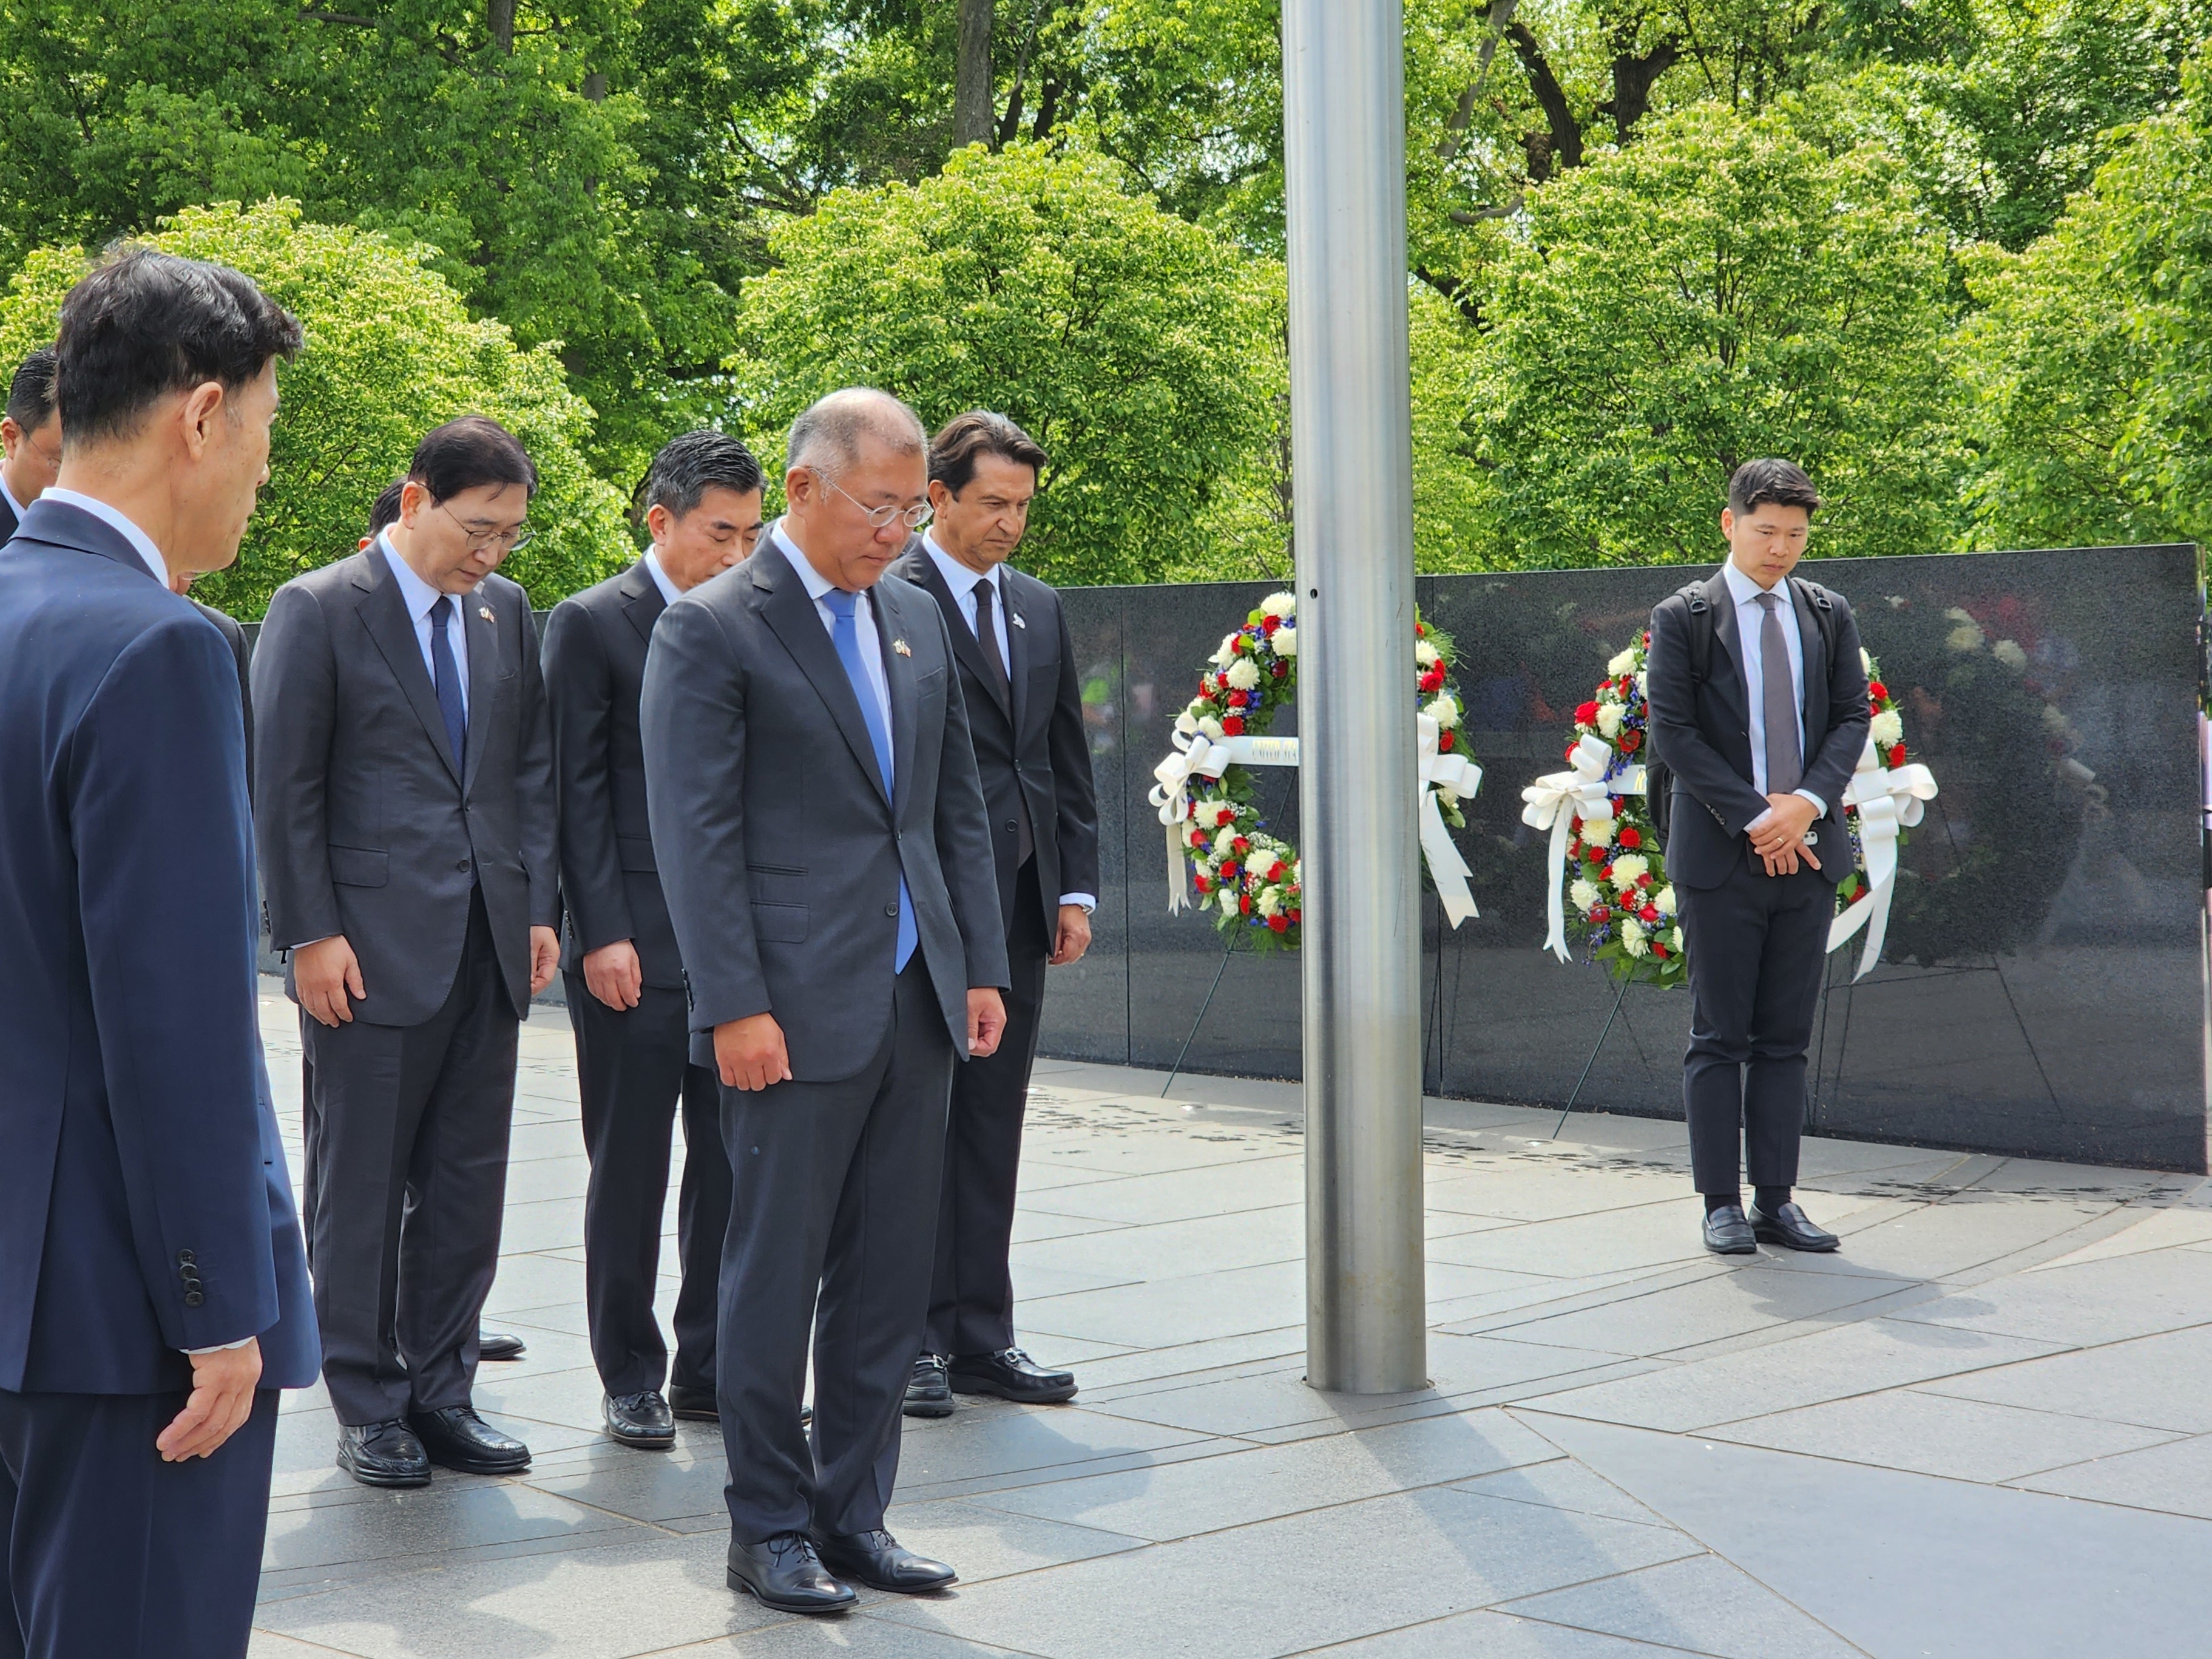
[1645,459,1870,1257]
[0,345,58,541]
[891,412,1100,1416]
[0,249,318,1657]
[164,569,254,792]
[643,388,1009,1614]
[254,416,561,1487]
[544,430,765,1448]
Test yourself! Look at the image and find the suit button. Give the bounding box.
[178,1250,195,1266]
[885,904,899,917]
[1005,820,1017,833]
[456,858,472,873]
[183,1291,204,1308]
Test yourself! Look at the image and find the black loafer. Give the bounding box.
[408,1404,530,1474]
[904,1354,955,1419]
[604,1389,676,1449]
[727,1533,855,1614]
[1702,1203,1757,1255]
[478,1329,527,1362]
[811,1527,956,1594]
[948,1348,1077,1404]
[668,1384,719,1423]
[1750,1200,1840,1252]
[337,1419,431,1488]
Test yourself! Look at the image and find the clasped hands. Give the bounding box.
[714,988,1006,1091]
[1747,792,1822,878]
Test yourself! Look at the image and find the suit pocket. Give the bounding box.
[617,834,657,874]
[328,845,389,888]
[915,665,946,701]
[750,901,808,943]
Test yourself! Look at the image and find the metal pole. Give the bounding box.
[1285,0,1427,1394]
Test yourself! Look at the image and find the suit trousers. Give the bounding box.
[302,886,519,1425]
[925,861,1052,1357]
[718,957,955,1544]
[1677,858,1832,1194]
[567,975,731,1398]
[0,1385,279,1659]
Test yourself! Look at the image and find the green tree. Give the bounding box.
[1461,101,1962,567]
[0,199,634,616]
[729,143,1277,588]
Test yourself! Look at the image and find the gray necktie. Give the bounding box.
[1755,591,1802,795]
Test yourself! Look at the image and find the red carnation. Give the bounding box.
[1239,894,1253,915]
[1869,680,1888,701]
[1421,665,1447,693]
[1639,904,1659,924]
[1223,715,1245,736]
[1231,634,1247,654]
[1652,943,1668,959]
[1268,914,1289,933]
[1288,909,1302,923]
[1566,743,1578,761]
[1232,836,1251,855]
[1617,731,1642,755]
[1438,730,1455,752]
[1268,860,1286,881]
[1888,743,1907,768]
[1415,622,1427,637]
[1617,826,1641,850]
[1219,861,1237,881]
[1262,614,1280,634]
[1600,864,1614,881]
[1590,904,1610,923]
[1575,701,1601,726]
[1194,874,1210,893]
[1272,662,1289,679]
[1637,872,1652,888]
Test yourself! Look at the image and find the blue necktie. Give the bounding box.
[429,595,467,770]
[822,588,916,971]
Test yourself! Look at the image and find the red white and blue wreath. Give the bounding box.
[1147,592,1483,952]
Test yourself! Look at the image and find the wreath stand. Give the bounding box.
[1554,969,1635,1138]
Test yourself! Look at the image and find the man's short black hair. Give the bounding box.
[408,415,538,503]
[928,410,1048,496]
[1727,458,1820,517]
[367,476,405,536]
[641,429,763,521]
[5,347,56,434]
[55,248,302,446]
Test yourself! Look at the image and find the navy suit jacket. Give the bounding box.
[0,499,317,1394]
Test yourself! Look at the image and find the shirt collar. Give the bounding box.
[922,531,1000,599]
[377,532,450,624]
[42,487,168,585]
[640,548,682,606]
[1720,560,1781,611]
[772,520,840,604]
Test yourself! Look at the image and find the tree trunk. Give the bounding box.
[488,0,515,53]
[954,0,995,148]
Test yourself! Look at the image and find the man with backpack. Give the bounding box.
[1643,460,1870,1255]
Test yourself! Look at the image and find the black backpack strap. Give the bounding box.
[1788,575,1842,667]
[1676,580,1714,684]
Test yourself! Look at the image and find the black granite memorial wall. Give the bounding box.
[1044,545,2211,1174]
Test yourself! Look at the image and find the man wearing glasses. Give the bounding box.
[253,415,560,1488]
[0,345,60,540]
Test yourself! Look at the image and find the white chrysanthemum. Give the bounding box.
[1262,592,1296,619]
[1219,887,1239,917]
[2041,704,2072,739]
[1861,647,1874,675]
[1654,884,1677,917]
[1669,926,1685,951]
[1634,670,1648,697]
[1620,917,1648,955]
[1596,702,1625,740]
[1869,710,1904,747]
[1257,887,1282,917]
[1569,878,1599,911]
[1198,714,1225,740]
[1946,621,1985,653]
[1415,640,1441,667]
[1608,648,1638,676]
[1423,693,1459,728]
[1992,639,2028,670]
[1225,657,1261,691]
[1213,826,1239,855]
[1610,853,1648,891]
[1943,607,1974,623]
[1209,632,1241,668]
[1434,782,1461,807]
[1273,625,1297,657]
[1581,815,1615,849]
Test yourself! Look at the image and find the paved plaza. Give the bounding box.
[249,984,2212,1658]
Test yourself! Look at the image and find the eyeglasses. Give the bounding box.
[21,430,58,470]
[817,470,932,532]
[439,498,534,554]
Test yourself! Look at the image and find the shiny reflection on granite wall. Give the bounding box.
[1055,546,2209,1173]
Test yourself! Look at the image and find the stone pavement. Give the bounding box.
[249,983,2212,1658]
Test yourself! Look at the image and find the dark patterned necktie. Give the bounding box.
[1754,591,1801,795]
[429,595,466,769]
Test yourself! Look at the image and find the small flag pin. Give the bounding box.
[1010,611,1027,628]
[478,606,494,623]
[893,639,912,657]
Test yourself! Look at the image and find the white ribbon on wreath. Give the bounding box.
[1419,713,1483,926]
[1825,738,1940,981]
[1520,733,1646,964]
[1149,723,1235,914]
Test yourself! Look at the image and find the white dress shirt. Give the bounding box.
[42,487,168,585]
[641,547,682,606]
[775,524,891,789]
[920,535,1094,915]
[379,534,467,716]
[1722,561,1825,822]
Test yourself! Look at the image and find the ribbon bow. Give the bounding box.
[1418,713,1483,926]
[1522,733,1642,963]
[1827,738,1939,980]
[1148,722,1236,912]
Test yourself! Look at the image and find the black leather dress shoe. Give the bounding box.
[1702,1204,1757,1255]
[478,1329,527,1362]
[668,1384,719,1422]
[727,1533,856,1614]
[604,1389,676,1449]
[408,1404,530,1474]
[1750,1200,1841,1252]
[904,1354,955,1418]
[811,1528,956,1593]
[948,1348,1077,1404]
[337,1419,431,1488]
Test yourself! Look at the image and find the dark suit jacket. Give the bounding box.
[192,597,254,799]
[890,542,1100,945]
[252,545,559,1026]
[1646,568,1870,892]
[0,499,317,1394]
[543,560,683,988]
[640,535,1011,1079]
[0,490,18,544]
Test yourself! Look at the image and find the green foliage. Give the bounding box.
[1458,101,1963,568]
[0,200,632,616]
[729,143,1277,588]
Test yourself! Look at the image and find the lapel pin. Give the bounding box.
[1010,611,1027,629]
[893,639,912,657]
[478,605,494,623]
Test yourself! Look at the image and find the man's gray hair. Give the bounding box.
[786,387,926,477]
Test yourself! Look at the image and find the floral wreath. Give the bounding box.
[1149,592,1475,954]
